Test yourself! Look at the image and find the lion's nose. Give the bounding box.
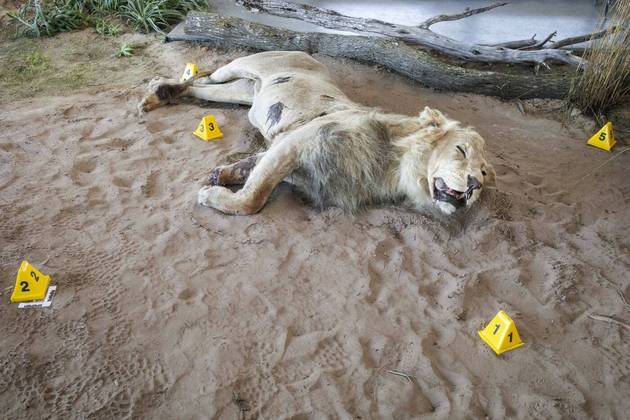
[465,175,482,200]
[467,175,482,190]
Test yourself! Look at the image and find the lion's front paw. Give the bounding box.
[198,185,219,206]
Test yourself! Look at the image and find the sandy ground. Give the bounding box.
[1,29,630,419]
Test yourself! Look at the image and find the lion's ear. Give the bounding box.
[419,106,447,126]
[418,107,448,142]
[484,163,497,187]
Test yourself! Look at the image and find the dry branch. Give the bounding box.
[178,13,571,99]
[485,28,609,52]
[236,0,583,67]
[521,31,557,50]
[418,2,508,29]
[483,36,537,49]
[588,314,630,331]
[549,29,610,49]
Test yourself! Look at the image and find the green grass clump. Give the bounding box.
[7,0,208,37]
[0,42,51,90]
[569,0,630,114]
[120,0,181,33]
[92,0,123,12]
[24,50,50,71]
[94,18,122,36]
[114,41,134,56]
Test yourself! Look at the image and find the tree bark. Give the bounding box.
[235,0,583,67]
[176,12,571,99]
[482,37,537,49]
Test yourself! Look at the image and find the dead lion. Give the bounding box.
[140,51,495,215]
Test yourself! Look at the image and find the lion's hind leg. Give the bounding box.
[198,142,297,215]
[139,73,255,113]
[188,78,254,106]
[139,77,189,112]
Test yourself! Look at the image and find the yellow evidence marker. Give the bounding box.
[180,63,199,82]
[193,115,223,141]
[10,261,51,303]
[587,122,616,151]
[478,310,524,355]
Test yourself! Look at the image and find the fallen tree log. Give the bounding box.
[175,12,571,99]
[236,0,583,67]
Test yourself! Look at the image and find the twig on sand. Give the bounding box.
[386,369,415,382]
[617,289,630,311]
[372,367,423,408]
[588,314,630,331]
[0,286,14,296]
[572,146,630,187]
[190,213,225,236]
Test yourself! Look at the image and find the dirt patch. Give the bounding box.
[0,29,167,101]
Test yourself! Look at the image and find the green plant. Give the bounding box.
[19,50,51,77]
[25,50,49,67]
[114,41,134,57]
[8,0,208,37]
[569,0,630,113]
[94,0,123,12]
[0,46,50,85]
[120,0,207,33]
[8,0,85,37]
[120,0,178,33]
[94,18,122,36]
[7,0,45,37]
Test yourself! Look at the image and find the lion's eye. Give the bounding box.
[482,170,487,176]
[456,145,466,158]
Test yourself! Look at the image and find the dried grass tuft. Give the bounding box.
[569,0,630,113]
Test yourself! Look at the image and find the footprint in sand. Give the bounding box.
[139,170,160,197]
[70,157,98,186]
[87,186,106,207]
[112,175,132,189]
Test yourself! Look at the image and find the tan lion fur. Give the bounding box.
[139,51,495,215]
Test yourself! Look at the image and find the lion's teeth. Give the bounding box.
[435,177,447,191]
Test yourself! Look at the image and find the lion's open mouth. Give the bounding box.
[433,177,469,209]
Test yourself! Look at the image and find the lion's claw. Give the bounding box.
[208,168,221,186]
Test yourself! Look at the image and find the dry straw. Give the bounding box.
[569,0,630,113]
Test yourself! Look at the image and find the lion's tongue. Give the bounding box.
[435,177,464,198]
[446,188,464,198]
